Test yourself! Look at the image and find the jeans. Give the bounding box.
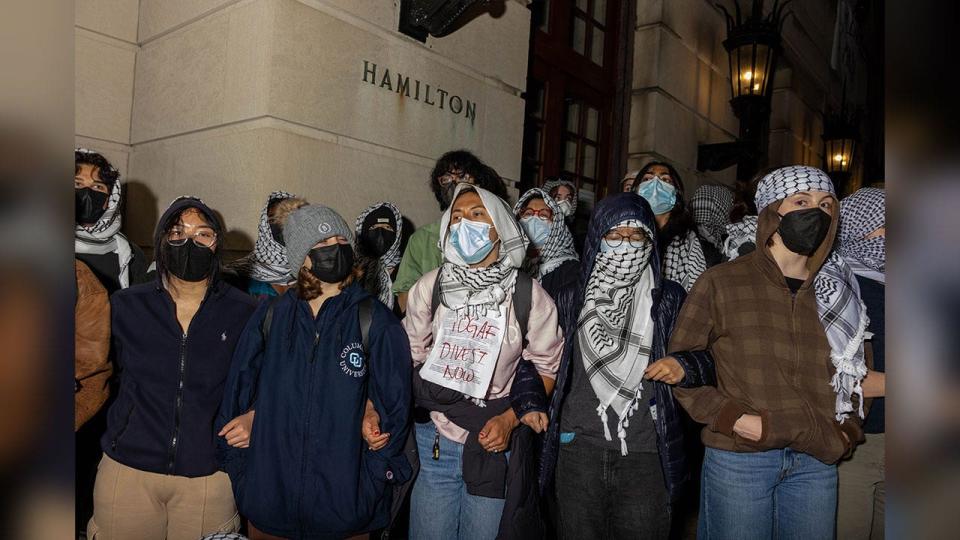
[554,436,670,540]
[699,447,838,540]
[409,422,506,540]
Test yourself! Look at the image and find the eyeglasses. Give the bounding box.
[519,208,554,221]
[167,226,217,248]
[438,171,475,186]
[603,230,648,247]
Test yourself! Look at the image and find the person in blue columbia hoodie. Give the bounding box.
[88,196,258,540]
[216,204,412,540]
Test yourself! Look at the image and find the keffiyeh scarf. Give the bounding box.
[579,220,656,456]
[74,149,134,289]
[690,184,734,249]
[438,184,528,317]
[542,178,579,216]
[755,166,869,421]
[839,187,885,283]
[228,191,297,284]
[662,230,706,291]
[723,216,759,260]
[354,202,404,308]
[513,188,579,279]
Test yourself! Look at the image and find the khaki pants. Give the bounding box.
[87,454,240,540]
[838,433,885,540]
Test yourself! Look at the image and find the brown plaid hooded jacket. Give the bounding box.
[669,200,863,464]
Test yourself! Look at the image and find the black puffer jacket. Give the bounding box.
[539,193,716,501]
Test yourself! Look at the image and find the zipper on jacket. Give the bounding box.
[298,327,323,535]
[167,331,188,473]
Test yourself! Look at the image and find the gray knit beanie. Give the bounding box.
[283,204,355,276]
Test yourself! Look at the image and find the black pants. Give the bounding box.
[554,438,670,540]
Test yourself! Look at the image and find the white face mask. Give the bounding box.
[556,199,574,218]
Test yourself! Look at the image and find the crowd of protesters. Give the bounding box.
[74,147,885,540]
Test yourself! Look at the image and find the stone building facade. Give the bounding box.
[76,0,864,254]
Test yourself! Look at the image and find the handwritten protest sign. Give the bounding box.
[420,307,506,399]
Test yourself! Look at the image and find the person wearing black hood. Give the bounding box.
[393,150,509,312]
[354,201,404,310]
[87,197,257,540]
[74,148,151,294]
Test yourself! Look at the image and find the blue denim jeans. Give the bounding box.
[409,421,506,540]
[699,447,838,540]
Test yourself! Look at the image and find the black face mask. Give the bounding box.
[75,188,109,225]
[777,208,832,256]
[164,241,215,282]
[361,228,396,258]
[308,243,354,283]
[269,222,285,246]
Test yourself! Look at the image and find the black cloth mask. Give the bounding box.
[269,222,285,246]
[777,208,832,256]
[361,228,396,258]
[308,243,354,283]
[164,241,215,282]
[75,187,109,225]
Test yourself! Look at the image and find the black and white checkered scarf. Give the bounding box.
[839,187,885,283]
[542,178,578,216]
[690,184,734,250]
[513,188,579,279]
[579,220,655,455]
[228,191,297,285]
[437,184,527,317]
[354,202,404,308]
[662,230,706,291]
[74,148,134,288]
[755,166,868,421]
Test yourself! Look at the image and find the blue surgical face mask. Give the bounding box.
[634,176,678,215]
[599,238,648,254]
[449,218,497,264]
[520,216,551,247]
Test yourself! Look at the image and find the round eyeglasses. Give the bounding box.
[166,226,217,248]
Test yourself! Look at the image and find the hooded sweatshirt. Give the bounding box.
[670,200,863,464]
[102,197,258,476]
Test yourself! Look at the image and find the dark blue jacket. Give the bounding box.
[539,193,716,501]
[101,198,258,478]
[858,275,884,433]
[216,284,412,540]
[103,280,257,477]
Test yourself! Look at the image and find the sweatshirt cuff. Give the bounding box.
[712,400,750,437]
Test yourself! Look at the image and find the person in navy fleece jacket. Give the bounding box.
[216,204,412,540]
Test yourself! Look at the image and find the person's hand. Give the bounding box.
[862,370,885,398]
[361,399,390,451]
[644,356,686,385]
[479,409,520,453]
[219,410,255,448]
[733,414,762,442]
[520,411,549,433]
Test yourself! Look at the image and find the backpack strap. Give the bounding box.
[430,271,443,319]
[260,295,282,341]
[358,297,374,352]
[512,271,532,343]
